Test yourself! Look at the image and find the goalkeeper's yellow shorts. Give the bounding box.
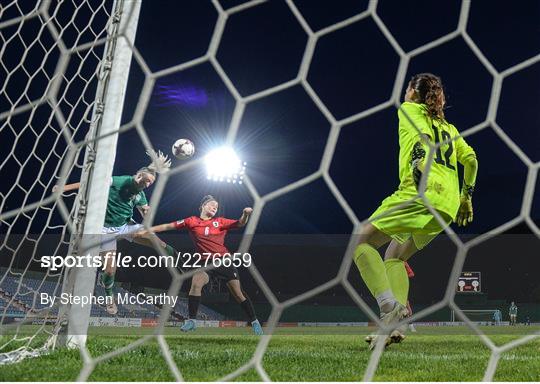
[369,190,453,250]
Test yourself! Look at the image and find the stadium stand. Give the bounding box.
[0,269,224,321]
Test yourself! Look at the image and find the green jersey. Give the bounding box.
[104,175,148,228]
[509,305,518,315]
[397,102,476,219]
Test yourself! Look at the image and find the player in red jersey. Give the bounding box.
[143,195,263,335]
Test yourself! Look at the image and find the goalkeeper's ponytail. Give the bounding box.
[410,73,446,120]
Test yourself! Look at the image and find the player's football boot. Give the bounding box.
[389,329,406,344]
[180,319,196,332]
[367,302,408,350]
[408,323,417,333]
[251,319,263,335]
[365,330,405,350]
[381,302,409,326]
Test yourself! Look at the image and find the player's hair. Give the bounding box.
[200,195,218,211]
[137,150,172,176]
[136,167,156,177]
[409,73,446,120]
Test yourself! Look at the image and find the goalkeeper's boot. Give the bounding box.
[392,319,412,343]
[251,319,263,335]
[389,329,406,345]
[365,330,404,350]
[367,302,408,350]
[105,297,118,316]
[180,319,196,332]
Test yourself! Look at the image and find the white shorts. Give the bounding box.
[100,223,144,252]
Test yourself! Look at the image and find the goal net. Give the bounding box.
[0,0,538,381]
[0,0,135,363]
[451,309,505,325]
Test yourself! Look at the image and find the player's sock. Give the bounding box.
[163,244,178,257]
[354,243,395,313]
[188,295,201,319]
[384,259,409,305]
[406,300,412,316]
[100,272,115,297]
[239,298,257,323]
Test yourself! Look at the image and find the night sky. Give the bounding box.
[1,1,539,305]
[117,0,540,234]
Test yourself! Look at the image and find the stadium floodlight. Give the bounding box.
[204,146,246,184]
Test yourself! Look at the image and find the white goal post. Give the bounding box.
[59,0,142,350]
[0,0,141,362]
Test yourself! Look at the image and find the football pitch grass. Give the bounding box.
[1,326,539,381]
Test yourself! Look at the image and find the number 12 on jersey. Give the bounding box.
[432,126,456,171]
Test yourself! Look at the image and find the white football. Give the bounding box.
[172,139,195,160]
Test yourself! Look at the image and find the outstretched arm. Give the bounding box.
[238,207,253,227]
[53,176,114,193]
[137,222,177,237]
[151,222,177,233]
[52,182,80,193]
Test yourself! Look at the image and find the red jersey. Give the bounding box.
[172,216,240,257]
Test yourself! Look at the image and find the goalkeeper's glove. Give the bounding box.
[455,183,475,226]
[456,197,473,226]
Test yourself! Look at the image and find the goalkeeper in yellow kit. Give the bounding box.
[354,73,478,349]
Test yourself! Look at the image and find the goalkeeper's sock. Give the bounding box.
[100,272,115,297]
[353,243,395,313]
[240,298,257,323]
[384,259,409,306]
[188,295,201,319]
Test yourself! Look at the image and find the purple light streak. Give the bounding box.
[155,84,208,107]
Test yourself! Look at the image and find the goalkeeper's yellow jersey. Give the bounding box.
[397,102,476,219]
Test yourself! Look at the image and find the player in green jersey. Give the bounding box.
[509,301,518,325]
[55,151,178,315]
[353,73,479,349]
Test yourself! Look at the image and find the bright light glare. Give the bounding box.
[205,146,246,183]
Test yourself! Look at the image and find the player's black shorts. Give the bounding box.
[207,265,239,282]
